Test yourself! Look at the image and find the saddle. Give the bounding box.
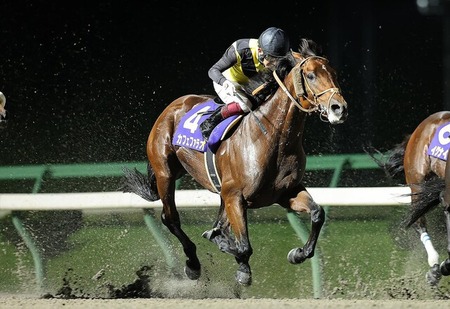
[172,99,243,194]
[172,99,242,153]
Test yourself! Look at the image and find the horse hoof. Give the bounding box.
[235,270,252,286]
[426,264,442,286]
[184,266,201,280]
[287,248,306,264]
[440,259,450,276]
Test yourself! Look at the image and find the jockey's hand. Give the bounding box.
[222,80,236,97]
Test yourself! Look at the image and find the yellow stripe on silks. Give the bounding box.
[223,39,265,84]
[249,38,265,73]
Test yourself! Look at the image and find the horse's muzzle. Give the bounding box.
[0,92,6,123]
[327,100,348,124]
[0,110,8,128]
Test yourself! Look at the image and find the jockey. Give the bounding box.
[200,27,290,141]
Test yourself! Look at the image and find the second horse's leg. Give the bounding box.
[411,216,441,285]
[440,194,450,276]
[439,159,450,276]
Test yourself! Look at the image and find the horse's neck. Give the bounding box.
[258,85,307,144]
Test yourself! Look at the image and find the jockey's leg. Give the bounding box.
[200,102,243,141]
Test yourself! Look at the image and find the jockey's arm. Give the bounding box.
[208,44,238,86]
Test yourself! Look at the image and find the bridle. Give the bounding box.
[273,56,341,121]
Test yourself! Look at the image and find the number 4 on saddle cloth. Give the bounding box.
[172,99,242,153]
[428,122,450,161]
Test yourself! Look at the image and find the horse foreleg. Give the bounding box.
[285,191,325,264]
[160,193,201,280]
[202,199,238,255]
[411,217,441,285]
[223,195,253,286]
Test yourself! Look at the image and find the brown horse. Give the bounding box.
[368,111,450,286]
[122,40,348,285]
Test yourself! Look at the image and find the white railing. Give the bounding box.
[0,187,412,211]
[0,186,413,298]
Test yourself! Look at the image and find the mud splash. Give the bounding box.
[41,265,162,299]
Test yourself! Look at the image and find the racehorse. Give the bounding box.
[0,92,6,124]
[367,111,450,286]
[122,39,348,286]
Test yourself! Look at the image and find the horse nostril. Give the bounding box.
[331,103,344,115]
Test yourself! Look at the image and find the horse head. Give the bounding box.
[282,47,347,124]
[0,92,6,124]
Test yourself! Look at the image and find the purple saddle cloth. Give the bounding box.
[427,122,450,161]
[172,100,240,153]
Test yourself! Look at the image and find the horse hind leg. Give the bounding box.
[439,192,450,276]
[411,217,441,285]
[151,154,202,280]
[159,182,201,281]
[122,162,201,280]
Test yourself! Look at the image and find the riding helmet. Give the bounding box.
[258,27,290,57]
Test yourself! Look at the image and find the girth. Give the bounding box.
[204,148,221,193]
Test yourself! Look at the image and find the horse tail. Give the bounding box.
[382,137,408,180]
[364,135,409,181]
[404,177,444,227]
[121,163,160,202]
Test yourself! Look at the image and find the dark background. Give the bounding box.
[0,0,448,165]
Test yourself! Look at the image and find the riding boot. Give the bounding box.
[200,107,225,141]
[200,102,244,141]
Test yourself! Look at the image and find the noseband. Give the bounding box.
[273,56,341,121]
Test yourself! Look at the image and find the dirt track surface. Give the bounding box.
[1,296,449,309]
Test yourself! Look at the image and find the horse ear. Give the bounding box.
[290,50,304,62]
[292,65,304,98]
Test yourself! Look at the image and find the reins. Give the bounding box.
[273,70,312,113]
[273,56,341,120]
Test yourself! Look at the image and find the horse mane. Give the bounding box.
[242,59,291,107]
[243,38,323,107]
[298,38,322,57]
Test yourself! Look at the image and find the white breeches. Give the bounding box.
[213,81,252,112]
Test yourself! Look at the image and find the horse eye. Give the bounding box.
[306,73,315,80]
